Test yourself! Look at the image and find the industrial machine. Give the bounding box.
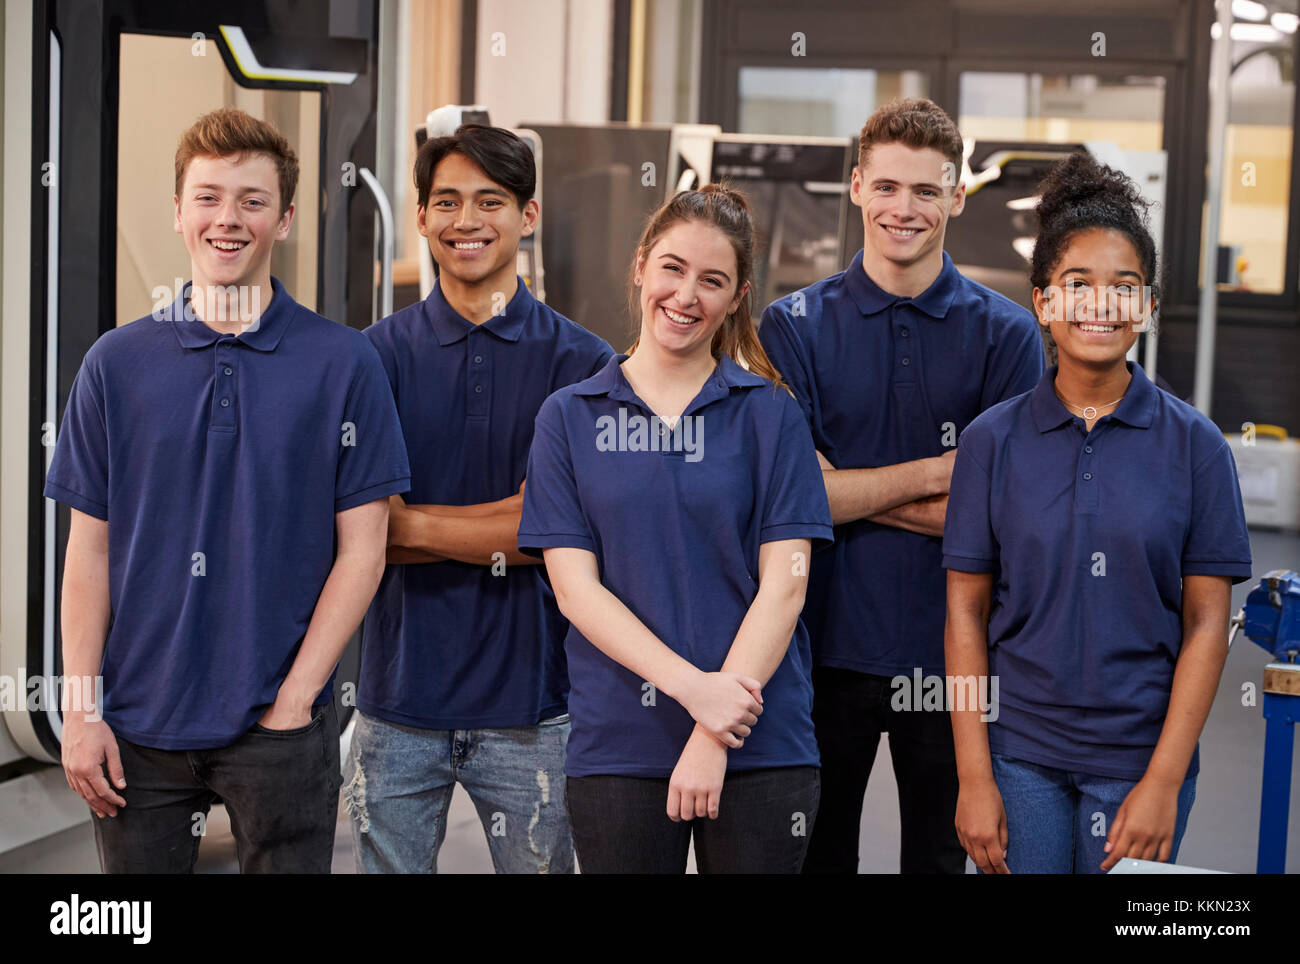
[514,121,719,350]
[1232,570,1300,873]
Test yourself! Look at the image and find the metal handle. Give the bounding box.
[358,167,394,323]
[1228,608,1245,648]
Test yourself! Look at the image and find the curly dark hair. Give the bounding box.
[1031,152,1160,303]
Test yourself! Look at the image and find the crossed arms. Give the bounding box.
[816,448,956,537]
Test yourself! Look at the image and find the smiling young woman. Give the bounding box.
[518,184,833,874]
[941,153,1253,874]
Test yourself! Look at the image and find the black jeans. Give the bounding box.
[803,667,966,874]
[92,702,341,874]
[566,766,819,874]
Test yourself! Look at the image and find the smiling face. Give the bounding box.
[418,151,537,290]
[173,152,293,292]
[633,219,746,361]
[1032,226,1150,369]
[850,141,964,274]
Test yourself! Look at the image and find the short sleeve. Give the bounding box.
[1182,440,1253,582]
[517,395,596,556]
[759,395,833,548]
[44,356,110,520]
[980,309,1045,409]
[941,431,997,573]
[585,340,616,379]
[335,341,411,512]
[758,303,815,430]
[363,320,400,398]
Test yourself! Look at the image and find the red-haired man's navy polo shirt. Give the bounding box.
[44,278,411,749]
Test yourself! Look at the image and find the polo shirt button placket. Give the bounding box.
[1077,434,1099,511]
[467,333,489,417]
[212,338,238,431]
[894,304,916,380]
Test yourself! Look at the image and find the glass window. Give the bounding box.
[738,67,928,138]
[1209,16,1295,295]
[116,34,321,323]
[958,72,1165,153]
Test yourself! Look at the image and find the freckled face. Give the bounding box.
[173,153,292,289]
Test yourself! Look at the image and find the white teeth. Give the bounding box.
[1078,323,1118,333]
[663,307,699,325]
[885,226,920,236]
[452,240,486,249]
[211,240,246,251]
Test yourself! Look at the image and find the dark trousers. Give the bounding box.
[566,766,819,874]
[92,702,341,874]
[803,667,966,874]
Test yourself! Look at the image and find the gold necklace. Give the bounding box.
[1054,387,1126,422]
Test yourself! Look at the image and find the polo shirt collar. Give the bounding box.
[577,353,769,412]
[169,277,296,352]
[844,249,960,319]
[423,275,532,346]
[1030,361,1158,433]
[1108,361,1158,428]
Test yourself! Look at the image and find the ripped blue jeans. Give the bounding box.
[344,709,573,874]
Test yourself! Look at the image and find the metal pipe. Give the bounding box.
[359,167,395,322]
[1194,0,1235,416]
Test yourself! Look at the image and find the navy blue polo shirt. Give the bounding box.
[44,277,411,750]
[758,250,1044,678]
[360,277,613,728]
[942,362,1252,780]
[517,354,834,777]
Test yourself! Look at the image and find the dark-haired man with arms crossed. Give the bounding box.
[347,125,613,874]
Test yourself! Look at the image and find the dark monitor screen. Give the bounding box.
[522,123,677,350]
[945,140,1085,310]
[709,137,856,311]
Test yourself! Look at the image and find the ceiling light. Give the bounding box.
[1232,0,1268,22]
[1231,22,1283,40]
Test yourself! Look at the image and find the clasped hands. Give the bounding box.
[666,671,763,823]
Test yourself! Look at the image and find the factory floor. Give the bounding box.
[20,528,1300,874]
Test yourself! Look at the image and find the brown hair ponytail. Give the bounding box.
[627,183,789,393]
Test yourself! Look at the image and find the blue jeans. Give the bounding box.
[989,752,1197,874]
[344,709,574,873]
